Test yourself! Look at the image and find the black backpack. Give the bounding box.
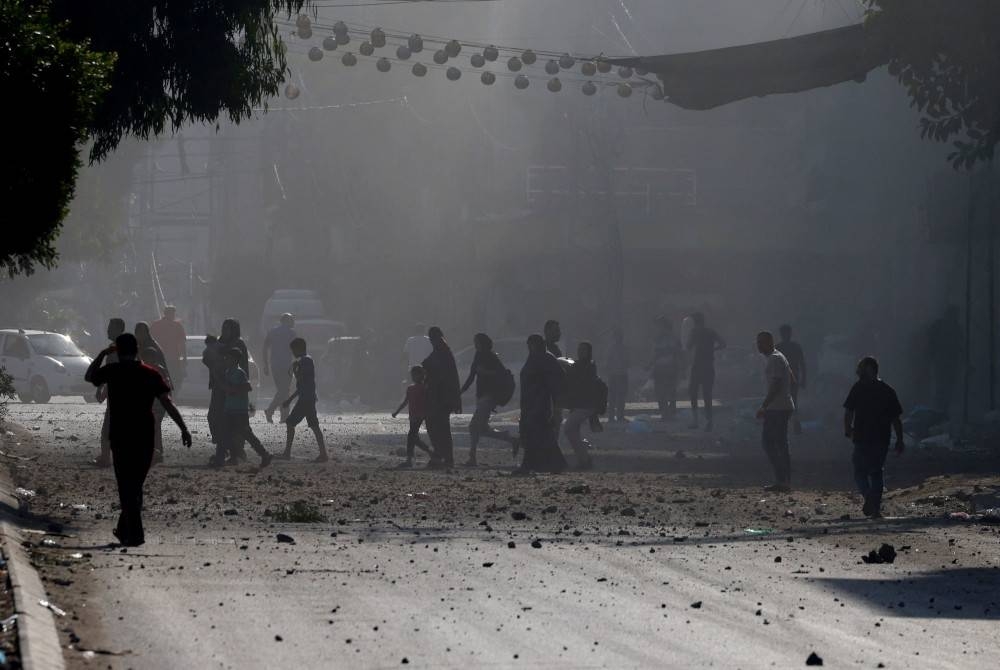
[495,367,516,407]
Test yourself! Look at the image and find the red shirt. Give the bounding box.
[406,383,427,418]
[150,318,186,362]
[90,361,170,444]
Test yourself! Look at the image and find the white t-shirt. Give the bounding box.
[763,350,795,411]
[404,335,433,368]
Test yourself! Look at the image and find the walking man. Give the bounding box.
[86,334,191,546]
[687,313,725,431]
[263,313,296,423]
[776,324,807,434]
[150,306,186,393]
[280,337,329,462]
[93,318,126,468]
[459,333,517,467]
[755,331,795,492]
[564,341,598,470]
[843,356,904,518]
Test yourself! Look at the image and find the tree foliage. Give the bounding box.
[866,0,1000,169]
[0,0,114,277]
[0,1,308,277]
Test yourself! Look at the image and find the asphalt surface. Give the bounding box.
[3,399,1000,669]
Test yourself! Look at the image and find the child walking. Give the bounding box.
[392,366,432,468]
[279,338,329,463]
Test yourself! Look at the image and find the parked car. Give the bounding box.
[319,336,363,400]
[175,336,259,406]
[0,329,94,403]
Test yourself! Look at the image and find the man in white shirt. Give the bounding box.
[755,331,795,492]
[404,324,433,371]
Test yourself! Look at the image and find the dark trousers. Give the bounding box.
[217,413,267,462]
[608,373,628,422]
[112,442,155,545]
[689,368,715,421]
[520,416,567,473]
[654,370,677,419]
[407,416,429,459]
[853,443,889,514]
[208,387,226,444]
[762,410,792,486]
[425,412,454,465]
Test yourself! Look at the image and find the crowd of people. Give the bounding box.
[82,306,906,547]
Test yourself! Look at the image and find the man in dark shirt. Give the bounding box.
[843,356,904,518]
[776,324,807,434]
[280,337,328,462]
[86,334,191,546]
[686,312,725,431]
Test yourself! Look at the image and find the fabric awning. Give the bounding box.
[611,23,889,110]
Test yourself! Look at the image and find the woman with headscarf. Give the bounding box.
[421,326,461,469]
[135,321,173,464]
[516,334,567,474]
[460,333,517,467]
[216,319,250,463]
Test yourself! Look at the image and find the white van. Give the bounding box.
[0,329,95,403]
[259,290,326,339]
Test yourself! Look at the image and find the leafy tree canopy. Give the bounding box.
[866,0,1000,169]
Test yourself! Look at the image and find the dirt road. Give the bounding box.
[3,400,999,668]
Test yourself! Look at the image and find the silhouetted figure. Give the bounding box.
[605,330,629,423]
[686,312,725,431]
[86,333,191,546]
[843,356,904,518]
[210,319,250,460]
[136,321,172,465]
[651,317,681,421]
[392,366,432,468]
[755,331,795,492]
[516,334,567,475]
[422,327,461,469]
[776,324,806,434]
[564,341,597,470]
[280,337,328,462]
[460,333,517,467]
[927,305,962,413]
[543,319,566,442]
[150,306,186,393]
[201,334,224,449]
[263,313,297,423]
[212,348,271,468]
[94,318,126,468]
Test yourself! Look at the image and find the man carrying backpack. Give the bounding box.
[459,333,518,467]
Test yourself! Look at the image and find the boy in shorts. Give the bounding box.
[392,365,432,468]
[279,338,329,462]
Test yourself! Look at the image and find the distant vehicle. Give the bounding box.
[259,289,327,339]
[176,336,259,407]
[319,336,364,400]
[454,338,526,407]
[293,319,347,352]
[0,329,94,403]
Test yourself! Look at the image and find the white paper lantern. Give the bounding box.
[433,49,449,64]
[507,56,522,72]
[446,66,461,81]
[544,60,559,75]
[617,82,633,97]
[412,62,427,77]
[296,25,312,40]
[581,61,597,77]
[470,53,485,68]
[336,33,350,46]
[376,57,391,73]
[596,59,611,74]
[322,36,338,51]
[396,45,412,60]
[333,21,349,37]
[514,74,529,89]
[284,83,300,99]
[559,53,575,69]
[618,66,634,79]
[308,46,324,62]
[359,41,374,56]
[445,40,462,57]
[481,71,496,85]
[521,49,537,65]
[370,28,386,48]
[341,52,357,66]
[547,77,562,92]
[483,45,499,62]
[582,81,597,96]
